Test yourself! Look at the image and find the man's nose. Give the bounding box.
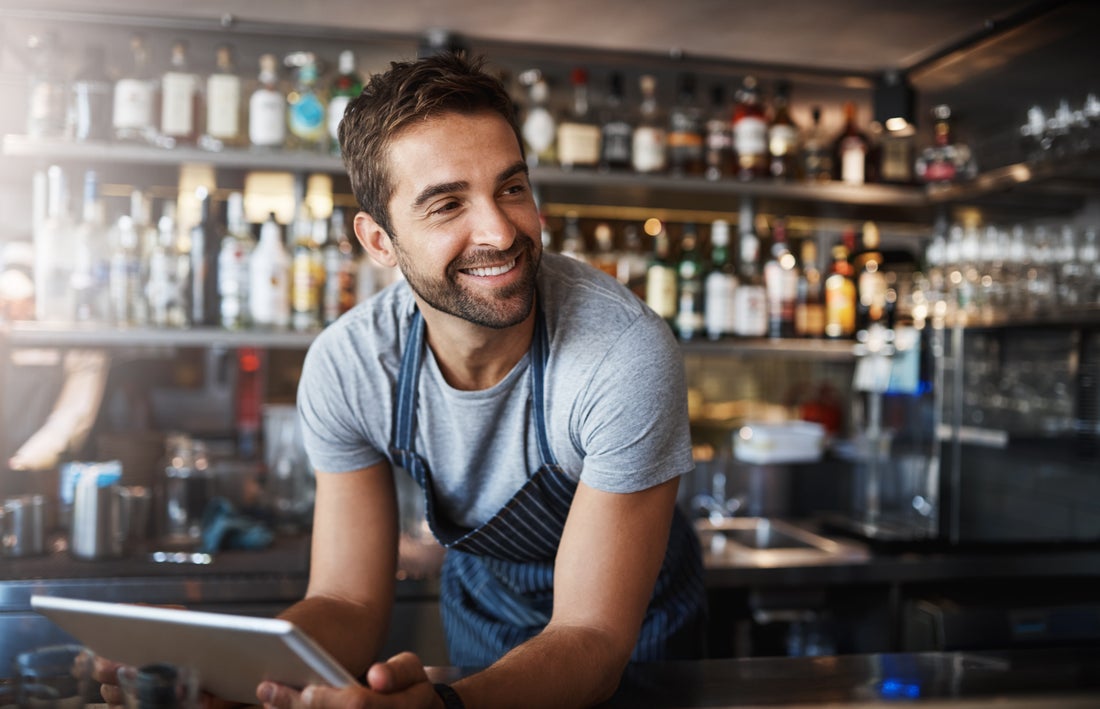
[469,200,517,249]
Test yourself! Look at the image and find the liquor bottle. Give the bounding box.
[801,106,833,182]
[519,69,556,167]
[704,219,738,340]
[559,213,589,263]
[107,191,149,326]
[557,67,601,170]
[675,224,705,340]
[286,52,328,152]
[667,73,705,177]
[70,45,113,142]
[616,224,649,300]
[832,102,871,185]
[823,229,857,339]
[914,104,978,184]
[732,76,768,180]
[146,202,183,327]
[248,54,287,149]
[853,220,888,331]
[732,198,767,337]
[878,128,915,184]
[598,72,633,172]
[218,191,254,330]
[645,222,677,326]
[704,84,735,181]
[322,208,358,325]
[202,45,245,150]
[767,81,800,181]
[25,33,68,139]
[794,239,825,338]
[250,212,291,329]
[34,165,76,321]
[592,222,619,278]
[290,206,323,332]
[763,218,798,338]
[631,75,667,174]
[112,34,158,145]
[189,187,222,327]
[70,170,110,323]
[327,50,363,154]
[159,40,203,147]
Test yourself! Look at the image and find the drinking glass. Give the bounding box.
[14,644,94,709]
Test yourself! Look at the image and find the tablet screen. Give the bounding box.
[31,595,358,704]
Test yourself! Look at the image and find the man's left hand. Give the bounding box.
[257,652,442,709]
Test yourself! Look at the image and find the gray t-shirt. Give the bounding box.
[297,252,694,528]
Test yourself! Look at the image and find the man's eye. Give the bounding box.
[502,182,527,196]
[429,200,460,216]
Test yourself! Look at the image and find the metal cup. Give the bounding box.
[1,494,47,558]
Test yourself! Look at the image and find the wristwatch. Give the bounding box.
[433,682,465,709]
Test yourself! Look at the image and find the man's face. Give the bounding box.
[383,111,542,330]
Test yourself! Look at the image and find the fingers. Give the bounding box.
[257,681,305,709]
[258,683,373,709]
[365,652,428,693]
[93,657,124,706]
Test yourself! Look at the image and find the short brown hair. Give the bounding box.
[338,52,522,236]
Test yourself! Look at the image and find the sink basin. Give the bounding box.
[695,517,868,566]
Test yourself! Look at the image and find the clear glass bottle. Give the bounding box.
[732,76,769,180]
[763,218,798,338]
[732,198,767,336]
[704,83,735,181]
[112,34,158,145]
[599,72,633,172]
[704,219,738,340]
[146,201,189,328]
[592,222,619,278]
[286,52,328,152]
[558,213,589,263]
[801,106,833,182]
[556,67,601,170]
[202,44,244,150]
[70,45,113,143]
[767,81,800,181]
[159,40,203,147]
[218,191,254,330]
[327,50,363,155]
[249,54,287,149]
[632,75,668,174]
[25,33,68,139]
[616,224,649,300]
[34,165,75,322]
[322,208,358,325]
[250,212,291,329]
[107,193,146,326]
[853,221,888,331]
[667,73,705,177]
[520,69,556,167]
[70,170,110,323]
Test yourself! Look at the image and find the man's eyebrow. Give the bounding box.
[412,180,468,210]
[411,161,528,210]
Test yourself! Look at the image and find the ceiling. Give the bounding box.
[8,0,1072,76]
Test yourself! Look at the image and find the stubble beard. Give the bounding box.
[392,233,541,329]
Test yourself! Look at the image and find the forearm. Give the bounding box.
[453,623,629,709]
[278,594,391,678]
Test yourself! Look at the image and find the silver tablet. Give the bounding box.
[31,595,358,704]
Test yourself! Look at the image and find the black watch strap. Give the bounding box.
[433,682,466,709]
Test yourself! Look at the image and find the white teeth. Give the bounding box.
[465,258,516,277]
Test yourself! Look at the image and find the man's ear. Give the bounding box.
[354,211,397,268]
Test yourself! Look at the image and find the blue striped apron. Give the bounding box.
[389,307,707,667]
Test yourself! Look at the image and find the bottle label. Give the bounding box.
[632,127,667,173]
[732,284,767,336]
[734,116,767,158]
[768,124,799,157]
[601,122,633,165]
[289,93,327,142]
[645,266,677,318]
[206,74,242,139]
[112,78,154,130]
[522,108,556,156]
[161,71,198,137]
[328,95,352,142]
[557,123,601,167]
[705,273,738,338]
[250,89,287,146]
[840,138,866,184]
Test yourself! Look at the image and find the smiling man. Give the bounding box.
[264,53,706,709]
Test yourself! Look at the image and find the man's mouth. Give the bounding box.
[461,257,518,278]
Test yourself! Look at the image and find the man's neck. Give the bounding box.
[418,302,537,392]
